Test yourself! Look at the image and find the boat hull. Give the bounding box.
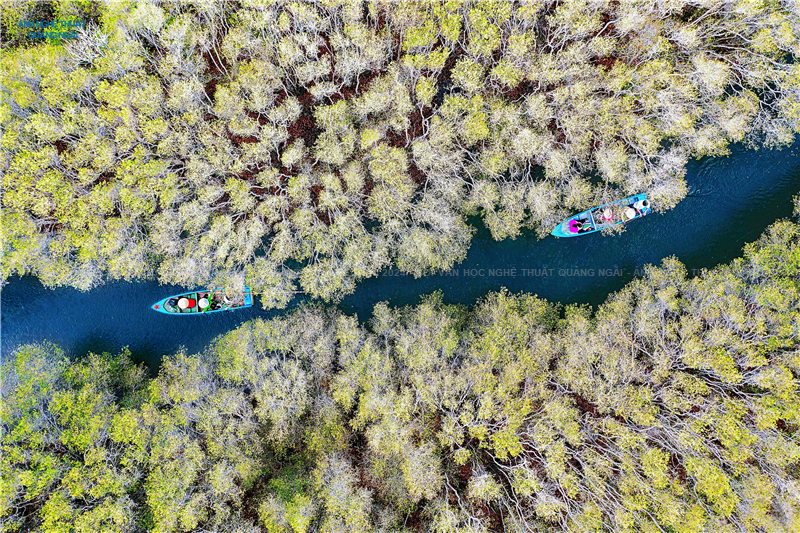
[151,287,253,314]
[551,193,650,238]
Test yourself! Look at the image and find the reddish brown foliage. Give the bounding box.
[374,11,387,31]
[245,110,269,126]
[593,55,618,70]
[297,87,314,109]
[385,128,405,148]
[475,502,503,533]
[251,186,269,198]
[204,76,220,101]
[329,69,384,105]
[287,113,320,146]
[385,107,430,149]
[438,44,465,86]
[671,457,688,483]
[405,508,423,532]
[363,177,374,197]
[309,184,322,206]
[315,209,331,226]
[594,6,617,38]
[548,119,567,145]
[202,46,227,100]
[503,80,536,100]
[408,161,427,186]
[318,34,336,78]
[211,192,231,213]
[227,129,259,146]
[407,106,430,140]
[391,33,402,62]
[571,393,601,418]
[201,24,233,105]
[53,139,68,155]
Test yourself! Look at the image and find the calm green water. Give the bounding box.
[2,143,799,369]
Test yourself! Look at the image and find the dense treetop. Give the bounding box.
[3,213,799,532]
[2,0,800,304]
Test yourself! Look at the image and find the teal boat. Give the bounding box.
[551,193,651,238]
[151,288,253,314]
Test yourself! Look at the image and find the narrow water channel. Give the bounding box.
[2,143,799,369]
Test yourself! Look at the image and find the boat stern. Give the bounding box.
[551,219,579,238]
[150,297,171,314]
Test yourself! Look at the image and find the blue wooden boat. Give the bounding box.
[151,288,253,314]
[551,193,651,238]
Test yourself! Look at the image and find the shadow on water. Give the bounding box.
[2,143,799,369]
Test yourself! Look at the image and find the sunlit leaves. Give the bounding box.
[5,211,800,531]
[451,58,485,94]
[366,144,413,222]
[4,0,800,313]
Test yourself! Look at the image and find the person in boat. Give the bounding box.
[178,297,196,311]
[600,208,614,223]
[626,199,650,219]
[568,218,594,234]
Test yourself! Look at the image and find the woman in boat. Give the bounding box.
[627,199,649,219]
[568,218,594,234]
[600,208,614,223]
